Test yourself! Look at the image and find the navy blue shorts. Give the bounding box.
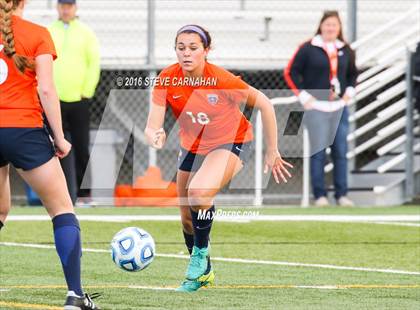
[178,142,253,172]
[0,127,56,171]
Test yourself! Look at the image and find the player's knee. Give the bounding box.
[187,188,212,208]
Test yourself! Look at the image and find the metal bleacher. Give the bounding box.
[24,0,419,69]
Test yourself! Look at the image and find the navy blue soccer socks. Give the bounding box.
[52,213,83,297]
[190,205,215,249]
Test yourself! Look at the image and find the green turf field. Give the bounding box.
[0,206,419,309]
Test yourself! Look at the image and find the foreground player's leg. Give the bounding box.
[177,149,243,292]
[18,158,100,309]
[0,165,11,231]
[177,170,213,290]
[53,213,83,296]
[187,205,215,278]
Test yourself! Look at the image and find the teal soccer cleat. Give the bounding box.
[185,246,209,280]
[175,269,215,292]
[176,246,215,292]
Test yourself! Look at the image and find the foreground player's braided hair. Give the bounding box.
[0,0,34,72]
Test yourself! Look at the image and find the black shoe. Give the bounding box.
[64,293,101,310]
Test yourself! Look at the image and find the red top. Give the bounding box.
[153,62,253,155]
[0,15,57,128]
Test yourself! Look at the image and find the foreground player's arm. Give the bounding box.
[144,103,167,149]
[36,54,71,158]
[246,87,293,183]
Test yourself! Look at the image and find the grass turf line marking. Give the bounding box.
[1,242,420,276]
[1,284,420,291]
[6,214,420,223]
[370,222,420,227]
[0,301,61,310]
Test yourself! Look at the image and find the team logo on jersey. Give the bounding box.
[207,94,218,105]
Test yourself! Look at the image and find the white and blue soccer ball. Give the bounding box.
[110,227,155,272]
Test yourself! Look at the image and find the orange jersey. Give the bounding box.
[152,62,253,155]
[0,16,57,128]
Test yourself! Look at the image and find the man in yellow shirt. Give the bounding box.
[49,0,100,203]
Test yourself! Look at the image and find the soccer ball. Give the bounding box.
[110,227,155,272]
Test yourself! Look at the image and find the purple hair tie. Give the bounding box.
[177,25,208,47]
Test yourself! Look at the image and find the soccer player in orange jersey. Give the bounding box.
[145,24,293,292]
[0,1,100,308]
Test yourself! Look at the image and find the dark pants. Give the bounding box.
[60,100,91,198]
[305,107,349,200]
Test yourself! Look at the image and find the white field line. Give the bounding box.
[369,221,420,227]
[1,242,419,276]
[5,214,420,223]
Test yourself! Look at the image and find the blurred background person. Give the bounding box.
[284,10,358,206]
[49,0,100,205]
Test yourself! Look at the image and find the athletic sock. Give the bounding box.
[67,290,82,298]
[190,205,215,249]
[52,213,83,297]
[182,230,194,255]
